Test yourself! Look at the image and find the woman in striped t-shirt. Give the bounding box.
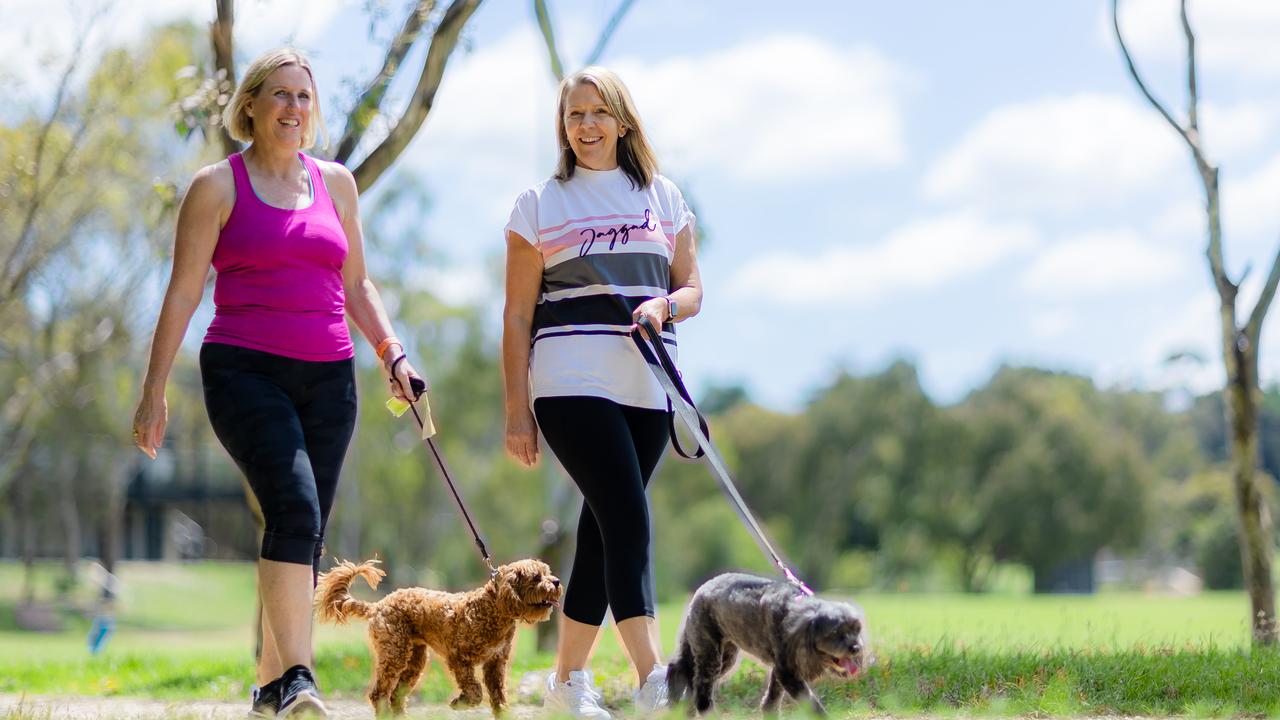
[503,67,703,719]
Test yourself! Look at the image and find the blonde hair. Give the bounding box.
[222,48,326,150]
[554,66,657,190]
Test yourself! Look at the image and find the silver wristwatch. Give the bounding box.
[666,296,679,320]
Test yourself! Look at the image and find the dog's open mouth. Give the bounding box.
[529,597,561,609]
[826,653,861,677]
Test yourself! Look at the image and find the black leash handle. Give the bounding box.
[630,317,814,596]
[629,319,708,459]
[394,369,498,578]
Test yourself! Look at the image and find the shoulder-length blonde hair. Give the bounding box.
[554,66,657,190]
[222,48,326,150]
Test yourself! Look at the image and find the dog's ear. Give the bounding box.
[495,567,523,615]
[809,612,840,641]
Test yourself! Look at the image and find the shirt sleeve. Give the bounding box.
[665,178,695,236]
[504,188,540,247]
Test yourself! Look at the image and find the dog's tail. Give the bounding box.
[314,558,385,624]
[666,633,695,705]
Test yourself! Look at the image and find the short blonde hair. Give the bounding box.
[555,66,658,190]
[222,48,326,150]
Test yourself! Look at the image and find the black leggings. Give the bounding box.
[200,342,357,578]
[534,396,670,625]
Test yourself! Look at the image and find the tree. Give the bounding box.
[1114,0,1280,644]
[0,24,221,617]
[959,368,1151,592]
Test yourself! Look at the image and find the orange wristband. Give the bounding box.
[375,336,402,361]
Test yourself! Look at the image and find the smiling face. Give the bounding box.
[247,64,314,149]
[562,80,624,171]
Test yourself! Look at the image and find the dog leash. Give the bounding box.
[631,317,814,597]
[390,364,498,579]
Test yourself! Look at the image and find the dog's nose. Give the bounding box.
[552,578,561,588]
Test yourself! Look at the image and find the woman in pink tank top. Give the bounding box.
[130,49,421,717]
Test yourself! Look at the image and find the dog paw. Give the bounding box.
[449,694,482,709]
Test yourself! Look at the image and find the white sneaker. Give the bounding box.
[633,664,669,713]
[544,669,612,719]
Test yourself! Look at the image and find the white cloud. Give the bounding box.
[1225,150,1280,238]
[614,34,908,180]
[412,28,553,215]
[1150,199,1204,242]
[407,29,911,234]
[727,212,1038,306]
[1200,102,1276,159]
[1019,229,1189,299]
[923,94,1183,212]
[1028,309,1077,341]
[1110,0,1280,79]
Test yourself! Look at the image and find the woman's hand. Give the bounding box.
[384,351,424,402]
[132,389,168,460]
[505,408,540,467]
[631,297,670,340]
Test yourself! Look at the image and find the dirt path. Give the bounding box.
[0,694,544,719]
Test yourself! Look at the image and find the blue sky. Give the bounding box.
[8,0,1280,410]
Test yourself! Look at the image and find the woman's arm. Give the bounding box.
[132,164,230,458]
[633,223,703,335]
[326,161,422,400]
[502,230,544,467]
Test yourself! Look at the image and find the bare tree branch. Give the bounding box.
[211,0,240,157]
[1114,0,1231,297]
[532,0,565,82]
[334,0,436,165]
[1246,240,1280,344]
[1,27,91,297]
[1179,0,1199,134]
[1111,0,1207,171]
[584,0,636,66]
[350,0,482,193]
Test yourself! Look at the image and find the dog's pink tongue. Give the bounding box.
[839,657,860,677]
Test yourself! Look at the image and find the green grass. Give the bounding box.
[1,561,1272,715]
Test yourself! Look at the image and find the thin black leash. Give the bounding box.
[631,316,815,597]
[391,359,498,579]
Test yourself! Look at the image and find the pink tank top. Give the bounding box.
[204,152,354,361]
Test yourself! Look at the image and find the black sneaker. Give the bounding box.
[247,678,282,718]
[276,665,327,718]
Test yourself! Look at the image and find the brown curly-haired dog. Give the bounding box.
[315,558,561,716]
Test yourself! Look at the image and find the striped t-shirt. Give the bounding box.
[506,166,694,410]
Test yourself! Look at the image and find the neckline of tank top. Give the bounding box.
[239,151,316,212]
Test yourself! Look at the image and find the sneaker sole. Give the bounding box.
[278,691,327,718]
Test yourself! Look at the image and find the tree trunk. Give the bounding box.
[98,449,132,599]
[1224,338,1277,644]
[58,453,81,595]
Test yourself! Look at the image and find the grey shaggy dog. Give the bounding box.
[667,572,867,716]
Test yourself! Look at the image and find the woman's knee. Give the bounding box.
[253,468,323,565]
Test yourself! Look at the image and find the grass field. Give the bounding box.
[2,561,1274,715]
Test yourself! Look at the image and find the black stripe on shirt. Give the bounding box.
[542,252,670,295]
[533,294,676,335]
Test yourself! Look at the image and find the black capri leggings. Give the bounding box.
[200,342,357,578]
[534,395,670,625]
